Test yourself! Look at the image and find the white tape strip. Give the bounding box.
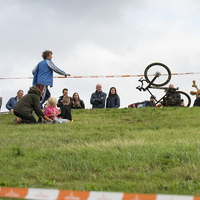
[0,187,199,200]
[0,72,200,80]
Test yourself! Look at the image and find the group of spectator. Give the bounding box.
[2,49,121,124]
[5,83,120,124]
[1,49,196,124]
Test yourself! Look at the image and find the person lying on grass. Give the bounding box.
[13,84,52,124]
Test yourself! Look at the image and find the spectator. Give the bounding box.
[13,84,52,124]
[44,97,60,120]
[106,87,120,108]
[157,84,181,107]
[128,96,156,108]
[57,96,72,122]
[0,97,2,111]
[71,92,85,109]
[90,84,107,108]
[6,90,24,112]
[32,50,70,109]
[57,88,72,108]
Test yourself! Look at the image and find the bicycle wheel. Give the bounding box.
[175,91,191,107]
[144,63,171,86]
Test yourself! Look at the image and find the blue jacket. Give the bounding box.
[6,96,18,111]
[106,95,120,108]
[90,91,107,108]
[32,59,66,87]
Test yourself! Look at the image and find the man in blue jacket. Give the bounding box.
[32,50,70,109]
[90,84,107,108]
[6,90,24,112]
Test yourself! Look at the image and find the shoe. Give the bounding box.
[14,117,22,124]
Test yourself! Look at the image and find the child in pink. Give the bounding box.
[44,97,60,120]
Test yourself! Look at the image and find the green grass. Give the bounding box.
[1,107,200,196]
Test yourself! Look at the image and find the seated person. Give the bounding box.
[57,96,72,122]
[44,97,60,120]
[157,84,181,107]
[71,92,85,109]
[13,84,51,124]
[128,96,156,108]
[6,90,24,112]
[57,88,72,108]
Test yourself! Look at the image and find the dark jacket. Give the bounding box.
[193,97,200,106]
[71,100,85,109]
[57,95,72,108]
[13,86,45,117]
[57,104,72,120]
[6,96,18,111]
[106,95,120,108]
[90,90,107,108]
[163,92,181,106]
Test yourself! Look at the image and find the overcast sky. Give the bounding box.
[1,0,200,111]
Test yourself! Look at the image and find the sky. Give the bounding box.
[1,0,200,112]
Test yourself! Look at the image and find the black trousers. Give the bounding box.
[14,111,37,124]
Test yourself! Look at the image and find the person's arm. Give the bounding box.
[90,94,98,105]
[57,97,63,108]
[115,97,120,108]
[57,107,65,118]
[46,60,67,76]
[32,66,37,75]
[80,101,85,109]
[33,96,45,118]
[55,108,60,116]
[44,107,51,118]
[6,98,12,111]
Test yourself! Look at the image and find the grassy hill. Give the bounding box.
[1,107,200,196]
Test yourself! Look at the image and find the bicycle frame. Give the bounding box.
[136,77,178,105]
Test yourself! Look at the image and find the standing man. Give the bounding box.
[90,84,107,108]
[6,90,24,112]
[32,50,70,109]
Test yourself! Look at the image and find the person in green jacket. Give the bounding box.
[13,84,52,124]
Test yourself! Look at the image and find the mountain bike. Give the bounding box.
[136,62,191,107]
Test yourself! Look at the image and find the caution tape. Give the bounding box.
[0,72,200,80]
[0,187,199,200]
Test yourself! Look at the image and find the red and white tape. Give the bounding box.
[0,187,199,200]
[0,72,200,80]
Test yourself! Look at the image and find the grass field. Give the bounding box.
[1,107,200,197]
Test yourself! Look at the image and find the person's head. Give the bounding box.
[17,90,23,99]
[73,92,80,101]
[63,96,70,105]
[42,50,53,60]
[150,96,156,103]
[96,84,102,93]
[48,97,57,107]
[109,87,117,95]
[62,88,68,96]
[108,87,118,99]
[36,83,45,94]
[169,84,174,89]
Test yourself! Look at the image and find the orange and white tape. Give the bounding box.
[0,72,200,80]
[0,187,200,200]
